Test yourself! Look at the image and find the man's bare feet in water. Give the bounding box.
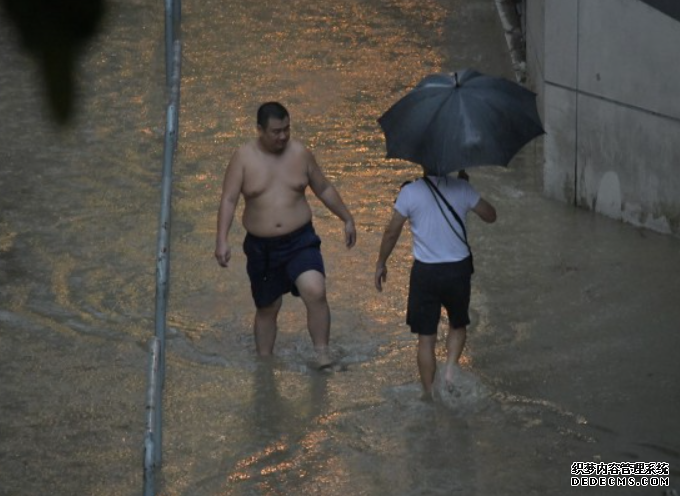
[444,360,461,394]
[420,390,434,402]
[315,346,334,371]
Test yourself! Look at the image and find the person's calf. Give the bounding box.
[253,300,281,355]
[417,334,437,396]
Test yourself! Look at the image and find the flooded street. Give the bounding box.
[1,0,679,495]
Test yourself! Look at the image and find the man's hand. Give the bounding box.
[375,264,387,292]
[344,220,357,249]
[215,241,232,267]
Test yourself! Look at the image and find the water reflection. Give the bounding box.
[179,358,334,494]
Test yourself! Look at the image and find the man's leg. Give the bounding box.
[295,270,332,367]
[444,325,467,389]
[417,333,438,397]
[253,297,282,356]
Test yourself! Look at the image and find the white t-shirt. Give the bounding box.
[394,177,480,263]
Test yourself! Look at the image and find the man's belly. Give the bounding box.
[242,203,313,238]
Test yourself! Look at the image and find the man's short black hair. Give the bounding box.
[257,102,289,129]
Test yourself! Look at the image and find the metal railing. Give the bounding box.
[144,0,182,494]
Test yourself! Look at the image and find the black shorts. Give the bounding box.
[243,222,325,308]
[406,258,473,335]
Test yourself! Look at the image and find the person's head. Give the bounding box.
[257,102,290,153]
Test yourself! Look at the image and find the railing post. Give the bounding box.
[143,338,161,496]
[145,1,182,494]
[165,0,181,87]
[164,0,173,86]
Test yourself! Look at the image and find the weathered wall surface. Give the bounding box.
[523,0,680,236]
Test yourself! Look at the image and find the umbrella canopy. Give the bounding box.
[378,69,545,175]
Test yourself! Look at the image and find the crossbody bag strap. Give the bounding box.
[423,177,471,251]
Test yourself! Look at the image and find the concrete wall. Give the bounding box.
[523,0,680,236]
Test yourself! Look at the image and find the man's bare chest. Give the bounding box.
[242,160,309,199]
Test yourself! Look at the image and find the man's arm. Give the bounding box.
[214,150,244,267]
[307,151,356,248]
[375,209,407,292]
[472,198,496,224]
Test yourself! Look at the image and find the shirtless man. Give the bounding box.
[215,102,356,367]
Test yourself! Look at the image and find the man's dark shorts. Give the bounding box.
[243,222,325,308]
[407,257,473,335]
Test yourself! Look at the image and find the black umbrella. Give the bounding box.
[378,69,545,176]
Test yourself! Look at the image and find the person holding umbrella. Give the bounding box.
[374,171,496,398]
[374,69,543,398]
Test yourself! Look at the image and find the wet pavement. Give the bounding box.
[1,0,679,495]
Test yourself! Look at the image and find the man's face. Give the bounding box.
[258,116,290,153]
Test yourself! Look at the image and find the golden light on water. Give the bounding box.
[227,428,337,490]
[4,0,658,495]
